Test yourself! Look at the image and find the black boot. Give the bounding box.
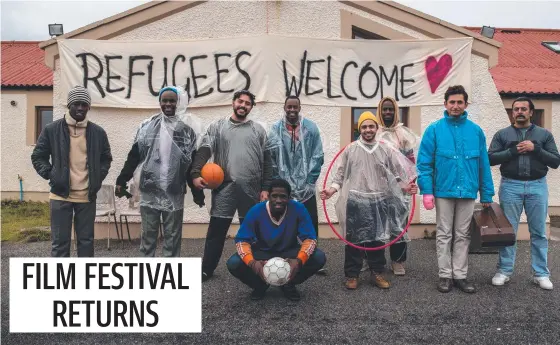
[202,271,213,283]
[250,287,268,300]
[281,283,301,301]
[437,278,453,293]
[454,279,476,293]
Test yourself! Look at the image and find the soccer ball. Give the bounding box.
[263,257,291,286]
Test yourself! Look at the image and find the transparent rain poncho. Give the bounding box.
[265,116,324,202]
[330,137,417,244]
[132,86,201,212]
[376,124,420,162]
[199,117,268,218]
[376,97,420,162]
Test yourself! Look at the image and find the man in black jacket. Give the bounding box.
[488,97,560,290]
[31,86,112,257]
[115,86,204,257]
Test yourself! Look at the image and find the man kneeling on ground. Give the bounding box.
[227,178,327,301]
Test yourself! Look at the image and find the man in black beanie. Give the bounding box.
[31,85,112,257]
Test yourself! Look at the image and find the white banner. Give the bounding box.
[10,258,201,333]
[58,35,472,109]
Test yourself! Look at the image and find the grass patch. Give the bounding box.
[1,200,51,242]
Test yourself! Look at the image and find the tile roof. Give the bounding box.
[466,27,560,95]
[1,41,53,88]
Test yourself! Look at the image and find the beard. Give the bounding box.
[286,112,299,124]
[383,116,394,125]
[234,107,248,118]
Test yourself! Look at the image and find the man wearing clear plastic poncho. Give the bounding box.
[369,96,420,276]
[190,90,272,282]
[265,95,326,273]
[115,86,204,257]
[320,112,417,290]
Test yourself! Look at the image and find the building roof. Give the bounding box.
[39,1,500,69]
[1,41,53,88]
[466,27,560,95]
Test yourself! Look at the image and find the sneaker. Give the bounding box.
[316,268,327,276]
[371,273,390,289]
[491,273,510,286]
[391,262,406,276]
[533,277,553,290]
[250,288,268,300]
[345,277,359,290]
[281,283,301,301]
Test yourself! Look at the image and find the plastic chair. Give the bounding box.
[118,182,163,247]
[95,185,120,249]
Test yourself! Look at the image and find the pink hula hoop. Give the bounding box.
[321,142,416,251]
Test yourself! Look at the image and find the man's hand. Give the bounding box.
[248,260,267,281]
[423,194,435,210]
[482,202,492,208]
[320,187,337,200]
[285,258,302,281]
[517,140,535,154]
[193,177,208,190]
[193,192,205,208]
[115,184,132,199]
[403,182,418,195]
[260,191,269,202]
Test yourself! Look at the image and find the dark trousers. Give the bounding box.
[202,216,244,275]
[345,241,388,277]
[227,247,326,290]
[389,241,407,262]
[302,195,319,241]
[50,199,96,257]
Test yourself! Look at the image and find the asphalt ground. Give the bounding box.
[2,238,559,345]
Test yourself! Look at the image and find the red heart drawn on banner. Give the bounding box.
[425,54,453,93]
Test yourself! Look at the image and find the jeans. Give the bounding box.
[227,247,326,290]
[498,177,549,278]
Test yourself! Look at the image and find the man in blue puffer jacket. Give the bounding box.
[417,85,494,294]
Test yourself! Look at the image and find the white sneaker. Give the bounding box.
[533,277,553,290]
[492,273,510,286]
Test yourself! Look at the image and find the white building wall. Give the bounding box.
[1,93,39,193]
[550,101,560,210]
[41,1,512,225]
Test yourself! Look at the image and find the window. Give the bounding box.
[352,107,409,141]
[505,108,544,127]
[352,26,386,40]
[542,41,560,54]
[350,27,409,141]
[36,106,53,141]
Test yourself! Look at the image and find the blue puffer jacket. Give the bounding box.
[417,111,494,203]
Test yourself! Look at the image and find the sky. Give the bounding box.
[1,0,559,41]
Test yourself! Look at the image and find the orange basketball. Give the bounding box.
[200,163,225,189]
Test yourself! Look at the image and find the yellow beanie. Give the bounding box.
[358,111,379,129]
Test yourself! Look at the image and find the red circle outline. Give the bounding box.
[321,142,416,251]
